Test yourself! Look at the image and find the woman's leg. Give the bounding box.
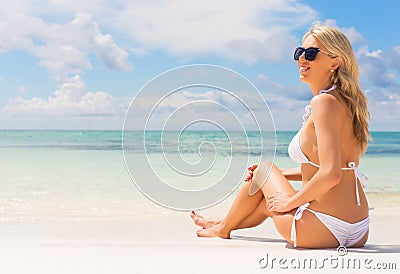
[234,197,270,228]
[196,179,266,238]
[191,197,269,229]
[195,162,350,248]
[196,162,297,238]
[190,212,220,229]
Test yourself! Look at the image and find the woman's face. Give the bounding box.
[297,34,334,85]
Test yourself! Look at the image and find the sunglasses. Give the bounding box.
[293,47,331,61]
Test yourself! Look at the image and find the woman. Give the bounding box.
[190,24,371,248]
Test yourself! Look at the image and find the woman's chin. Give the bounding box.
[299,75,308,82]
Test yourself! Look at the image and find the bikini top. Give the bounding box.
[287,85,367,206]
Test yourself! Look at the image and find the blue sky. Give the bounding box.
[0,0,399,130]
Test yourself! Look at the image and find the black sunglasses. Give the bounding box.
[293,47,331,61]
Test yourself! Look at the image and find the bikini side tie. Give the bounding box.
[291,202,311,247]
[346,162,368,206]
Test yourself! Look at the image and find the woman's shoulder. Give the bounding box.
[310,92,350,132]
[310,92,340,114]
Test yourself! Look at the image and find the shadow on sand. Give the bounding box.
[230,234,400,254]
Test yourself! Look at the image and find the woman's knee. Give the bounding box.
[254,161,294,196]
[259,161,275,170]
[252,161,276,179]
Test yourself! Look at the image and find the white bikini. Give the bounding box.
[288,85,370,248]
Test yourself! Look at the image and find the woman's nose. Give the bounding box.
[298,51,306,60]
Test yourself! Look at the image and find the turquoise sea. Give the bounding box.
[0,130,399,220]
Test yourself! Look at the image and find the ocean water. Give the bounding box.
[0,130,399,221]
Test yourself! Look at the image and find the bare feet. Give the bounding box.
[196,223,230,239]
[190,211,221,229]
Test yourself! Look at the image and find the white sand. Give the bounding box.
[0,207,399,274]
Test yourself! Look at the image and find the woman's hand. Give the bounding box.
[267,192,294,213]
[244,164,258,182]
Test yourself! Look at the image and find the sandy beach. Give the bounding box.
[1,194,399,274]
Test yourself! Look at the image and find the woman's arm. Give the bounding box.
[286,94,342,209]
[268,94,342,212]
[280,167,302,181]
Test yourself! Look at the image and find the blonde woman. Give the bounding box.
[191,24,370,248]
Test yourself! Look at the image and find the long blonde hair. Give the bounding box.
[304,24,371,153]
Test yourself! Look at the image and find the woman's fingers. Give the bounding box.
[267,192,280,200]
[247,164,258,171]
[266,192,284,211]
[244,171,254,182]
[244,164,259,182]
[248,164,258,171]
[266,192,292,212]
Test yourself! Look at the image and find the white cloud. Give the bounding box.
[125,87,275,131]
[369,100,400,131]
[0,12,131,81]
[0,75,129,129]
[0,0,318,66]
[2,75,118,116]
[358,45,400,98]
[323,19,365,45]
[110,0,317,63]
[366,49,383,58]
[386,46,400,72]
[255,73,311,100]
[254,79,310,129]
[359,54,395,88]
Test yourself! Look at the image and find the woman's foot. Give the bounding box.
[196,223,230,239]
[190,211,220,229]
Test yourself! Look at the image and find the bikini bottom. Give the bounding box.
[291,202,370,247]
